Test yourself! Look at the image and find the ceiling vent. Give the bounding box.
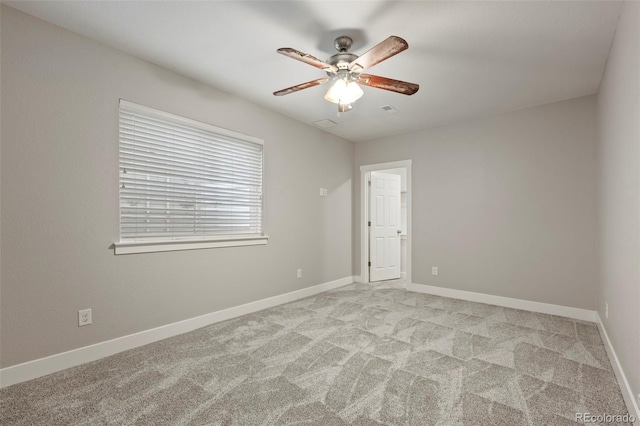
[313,119,337,128]
[381,105,398,114]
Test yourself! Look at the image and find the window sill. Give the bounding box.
[113,235,269,255]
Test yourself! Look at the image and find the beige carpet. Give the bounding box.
[0,282,631,425]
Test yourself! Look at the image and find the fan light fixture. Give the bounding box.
[324,77,364,105]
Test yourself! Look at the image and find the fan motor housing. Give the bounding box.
[327,52,358,69]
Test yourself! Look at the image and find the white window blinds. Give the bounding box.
[119,100,263,241]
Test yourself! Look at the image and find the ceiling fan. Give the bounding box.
[274,35,419,112]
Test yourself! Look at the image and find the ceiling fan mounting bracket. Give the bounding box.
[334,36,353,52]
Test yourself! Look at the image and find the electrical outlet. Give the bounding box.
[78,308,92,327]
[605,302,608,319]
[323,188,328,196]
[432,266,438,276]
[297,269,302,279]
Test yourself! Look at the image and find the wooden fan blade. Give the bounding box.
[349,36,408,72]
[277,48,338,73]
[273,78,330,96]
[357,74,419,95]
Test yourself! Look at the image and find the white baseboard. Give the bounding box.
[407,282,597,322]
[406,282,638,421]
[353,275,364,283]
[595,313,640,423]
[0,276,355,389]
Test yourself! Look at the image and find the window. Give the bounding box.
[114,100,267,254]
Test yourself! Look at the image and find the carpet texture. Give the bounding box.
[0,282,631,425]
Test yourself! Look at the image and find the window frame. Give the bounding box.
[114,99,268,255]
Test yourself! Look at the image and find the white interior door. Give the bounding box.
[369,171,402,282]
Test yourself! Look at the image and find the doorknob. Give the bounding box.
[397,230,402,234]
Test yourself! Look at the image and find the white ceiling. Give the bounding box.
[6,1,622,142]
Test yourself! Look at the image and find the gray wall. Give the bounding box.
[354,96,599,310]
[0,6,353,368]
[596,0,640,409]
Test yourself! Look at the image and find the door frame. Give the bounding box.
[360,160,412,284]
